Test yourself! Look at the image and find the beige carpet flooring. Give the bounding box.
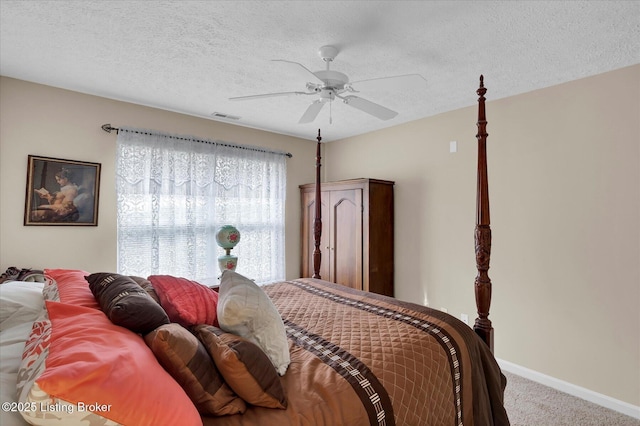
[503,371,640,426]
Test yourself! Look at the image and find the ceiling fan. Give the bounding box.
[229,45,426,124]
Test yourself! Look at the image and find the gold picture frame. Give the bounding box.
[24,155,101,226]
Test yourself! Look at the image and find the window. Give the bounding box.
[116,128,287,283]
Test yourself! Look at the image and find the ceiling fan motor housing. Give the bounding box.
[313,70,349,91]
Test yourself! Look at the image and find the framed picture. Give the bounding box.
[24,155,101,226]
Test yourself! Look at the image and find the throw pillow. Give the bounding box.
[144,323,246,415]
[147,275,219,328]
[217,270,290,375]
[193,324,287,409]
[17,300,201,426]
[85,272,169,335]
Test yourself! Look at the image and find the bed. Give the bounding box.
[0,77,509,426]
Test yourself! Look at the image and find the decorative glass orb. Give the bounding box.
[215,225,241,250]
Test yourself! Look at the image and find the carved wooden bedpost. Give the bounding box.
[312,129,322,279]
[474,76,494,352]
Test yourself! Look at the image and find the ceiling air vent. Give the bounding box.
[211,112,241,120]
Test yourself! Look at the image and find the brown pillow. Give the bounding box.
[193,325,287,409]
[145,324,246,415]
[129,275,161,304]
[85,272,169,334]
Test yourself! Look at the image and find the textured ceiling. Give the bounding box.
[1,1,638,142]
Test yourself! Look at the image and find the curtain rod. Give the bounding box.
[101,124,293,158]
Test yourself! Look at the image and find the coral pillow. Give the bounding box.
[147,275,219,327]
[44,268,98,308]
[17,300,202,426]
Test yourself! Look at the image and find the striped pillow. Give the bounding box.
[145,324,246,415]
[194,324,287,409]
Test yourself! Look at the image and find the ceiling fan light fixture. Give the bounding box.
[319,89,335,102]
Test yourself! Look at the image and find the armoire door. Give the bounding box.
[328,189,362,290]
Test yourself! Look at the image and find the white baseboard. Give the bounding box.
[497,358,640,420]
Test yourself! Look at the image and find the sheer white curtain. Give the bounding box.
[115,127,287,283]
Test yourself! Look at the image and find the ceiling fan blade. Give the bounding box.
[298,100,325,124]
[272,59,325,84]
[340,95,398,120]
[349,73,427,92]
[229,91,314,101]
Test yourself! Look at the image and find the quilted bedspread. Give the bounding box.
[202,278,510,426]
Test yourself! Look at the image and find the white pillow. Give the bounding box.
[217,271,290,375]
[0,282,46,426]
[0,281,44,331]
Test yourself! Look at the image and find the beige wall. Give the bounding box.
[324,65,640,406]
[1,65,638,407]
[0,77,316,279]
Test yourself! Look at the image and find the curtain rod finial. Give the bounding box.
[101,124,118,134]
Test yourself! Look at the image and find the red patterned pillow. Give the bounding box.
[147,275,219,327]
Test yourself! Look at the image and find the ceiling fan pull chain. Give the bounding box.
[329,101,333,124]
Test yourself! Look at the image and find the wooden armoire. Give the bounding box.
[299,178,394,297]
